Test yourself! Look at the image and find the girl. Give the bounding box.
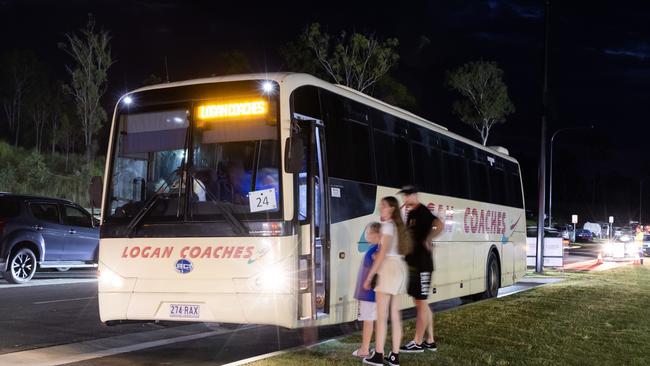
[363,197,412,366]
[352,222,382,358]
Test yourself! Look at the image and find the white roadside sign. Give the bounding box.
[526,237,564,267]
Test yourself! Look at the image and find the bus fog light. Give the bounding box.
[99,268,124,288]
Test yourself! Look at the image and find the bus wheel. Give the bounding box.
[474,251,500,301]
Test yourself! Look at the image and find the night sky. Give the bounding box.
[2,0,650,224]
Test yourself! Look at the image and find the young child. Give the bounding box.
[352,222,381,358]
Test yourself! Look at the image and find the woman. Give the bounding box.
[363,196,412,366]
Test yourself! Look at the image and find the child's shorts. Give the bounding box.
[357,300,376,321]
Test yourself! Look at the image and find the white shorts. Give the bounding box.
[375,256,408,295]
[357,300,377,321]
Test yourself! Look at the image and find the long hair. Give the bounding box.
[382,196,413,255]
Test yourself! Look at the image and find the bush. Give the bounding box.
[0,142,103,206]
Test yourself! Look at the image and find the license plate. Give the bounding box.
[169,304,200,318]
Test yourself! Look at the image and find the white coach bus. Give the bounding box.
[97,73,526,328]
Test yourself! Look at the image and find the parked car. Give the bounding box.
[554,224,573,240]
[574,229,593,242]
[0,194,99,284]
[526,226,562,238]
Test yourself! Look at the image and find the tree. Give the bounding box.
[48,83,68,155]
[284,23,399,93]
[447,61,515,146]
[372,74,418,111]
[27,69,56,154]
[0,50,39,147]
[60,14,114,165]
[57,113,79,171]
[217,50,251,75]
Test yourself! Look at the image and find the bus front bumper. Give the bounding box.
[98,291,297,328]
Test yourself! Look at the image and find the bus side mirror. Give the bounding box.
[285,137,305,174]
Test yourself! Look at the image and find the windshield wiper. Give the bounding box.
[192,175,249,235]
[124,165,182,237]
[125,192,166,237]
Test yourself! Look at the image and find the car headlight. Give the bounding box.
[603,243,614,254]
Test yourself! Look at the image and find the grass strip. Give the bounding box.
[250,266,650,365]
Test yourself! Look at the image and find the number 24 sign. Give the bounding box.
[248,188,278,213]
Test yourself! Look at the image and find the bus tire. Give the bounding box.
[473,251,500,301]
[5,247,38,284]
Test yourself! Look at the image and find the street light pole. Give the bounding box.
[639,178,643,225]
[536,0,551,274]
[548,125,594,227]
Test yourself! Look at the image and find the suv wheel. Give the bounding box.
[5,248,37,284]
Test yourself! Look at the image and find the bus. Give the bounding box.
[97,73,526,328]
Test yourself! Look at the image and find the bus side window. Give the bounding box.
[292,85,322,120]
[374,131,412,188]
[321,91,374,184]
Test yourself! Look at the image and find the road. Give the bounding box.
[564,242,601,265]
[0,267,562,366]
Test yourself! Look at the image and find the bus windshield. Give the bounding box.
[105,87,281,231]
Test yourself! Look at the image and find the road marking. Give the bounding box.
[0,324,228,366]
[33,297,96,305]
[0,278,97,289]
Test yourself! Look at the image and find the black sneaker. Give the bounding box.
[422,341,438,352]
[363,351,384,366]
[399,340,424,353]
[385,352,399,366]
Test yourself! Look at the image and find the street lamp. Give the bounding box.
[548,125,594,228]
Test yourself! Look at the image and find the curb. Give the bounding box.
[563,259,598,271]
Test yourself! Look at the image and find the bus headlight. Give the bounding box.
[255,265,290,293]
[99,268,125,288]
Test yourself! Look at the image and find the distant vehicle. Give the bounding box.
[0,194,99,284]
[526,226,562,238]
[583,222,602,238]
[554,224,573,240]
[613,226,623,238]
[574,229,593,242]
[603,235,639,259]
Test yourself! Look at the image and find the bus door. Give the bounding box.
[294,116,330,320]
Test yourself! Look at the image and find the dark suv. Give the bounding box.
[0,194,99,284]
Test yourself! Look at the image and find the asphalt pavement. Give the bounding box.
[0,264,569,366]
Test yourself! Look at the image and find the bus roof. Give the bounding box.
[127,72,518,163]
